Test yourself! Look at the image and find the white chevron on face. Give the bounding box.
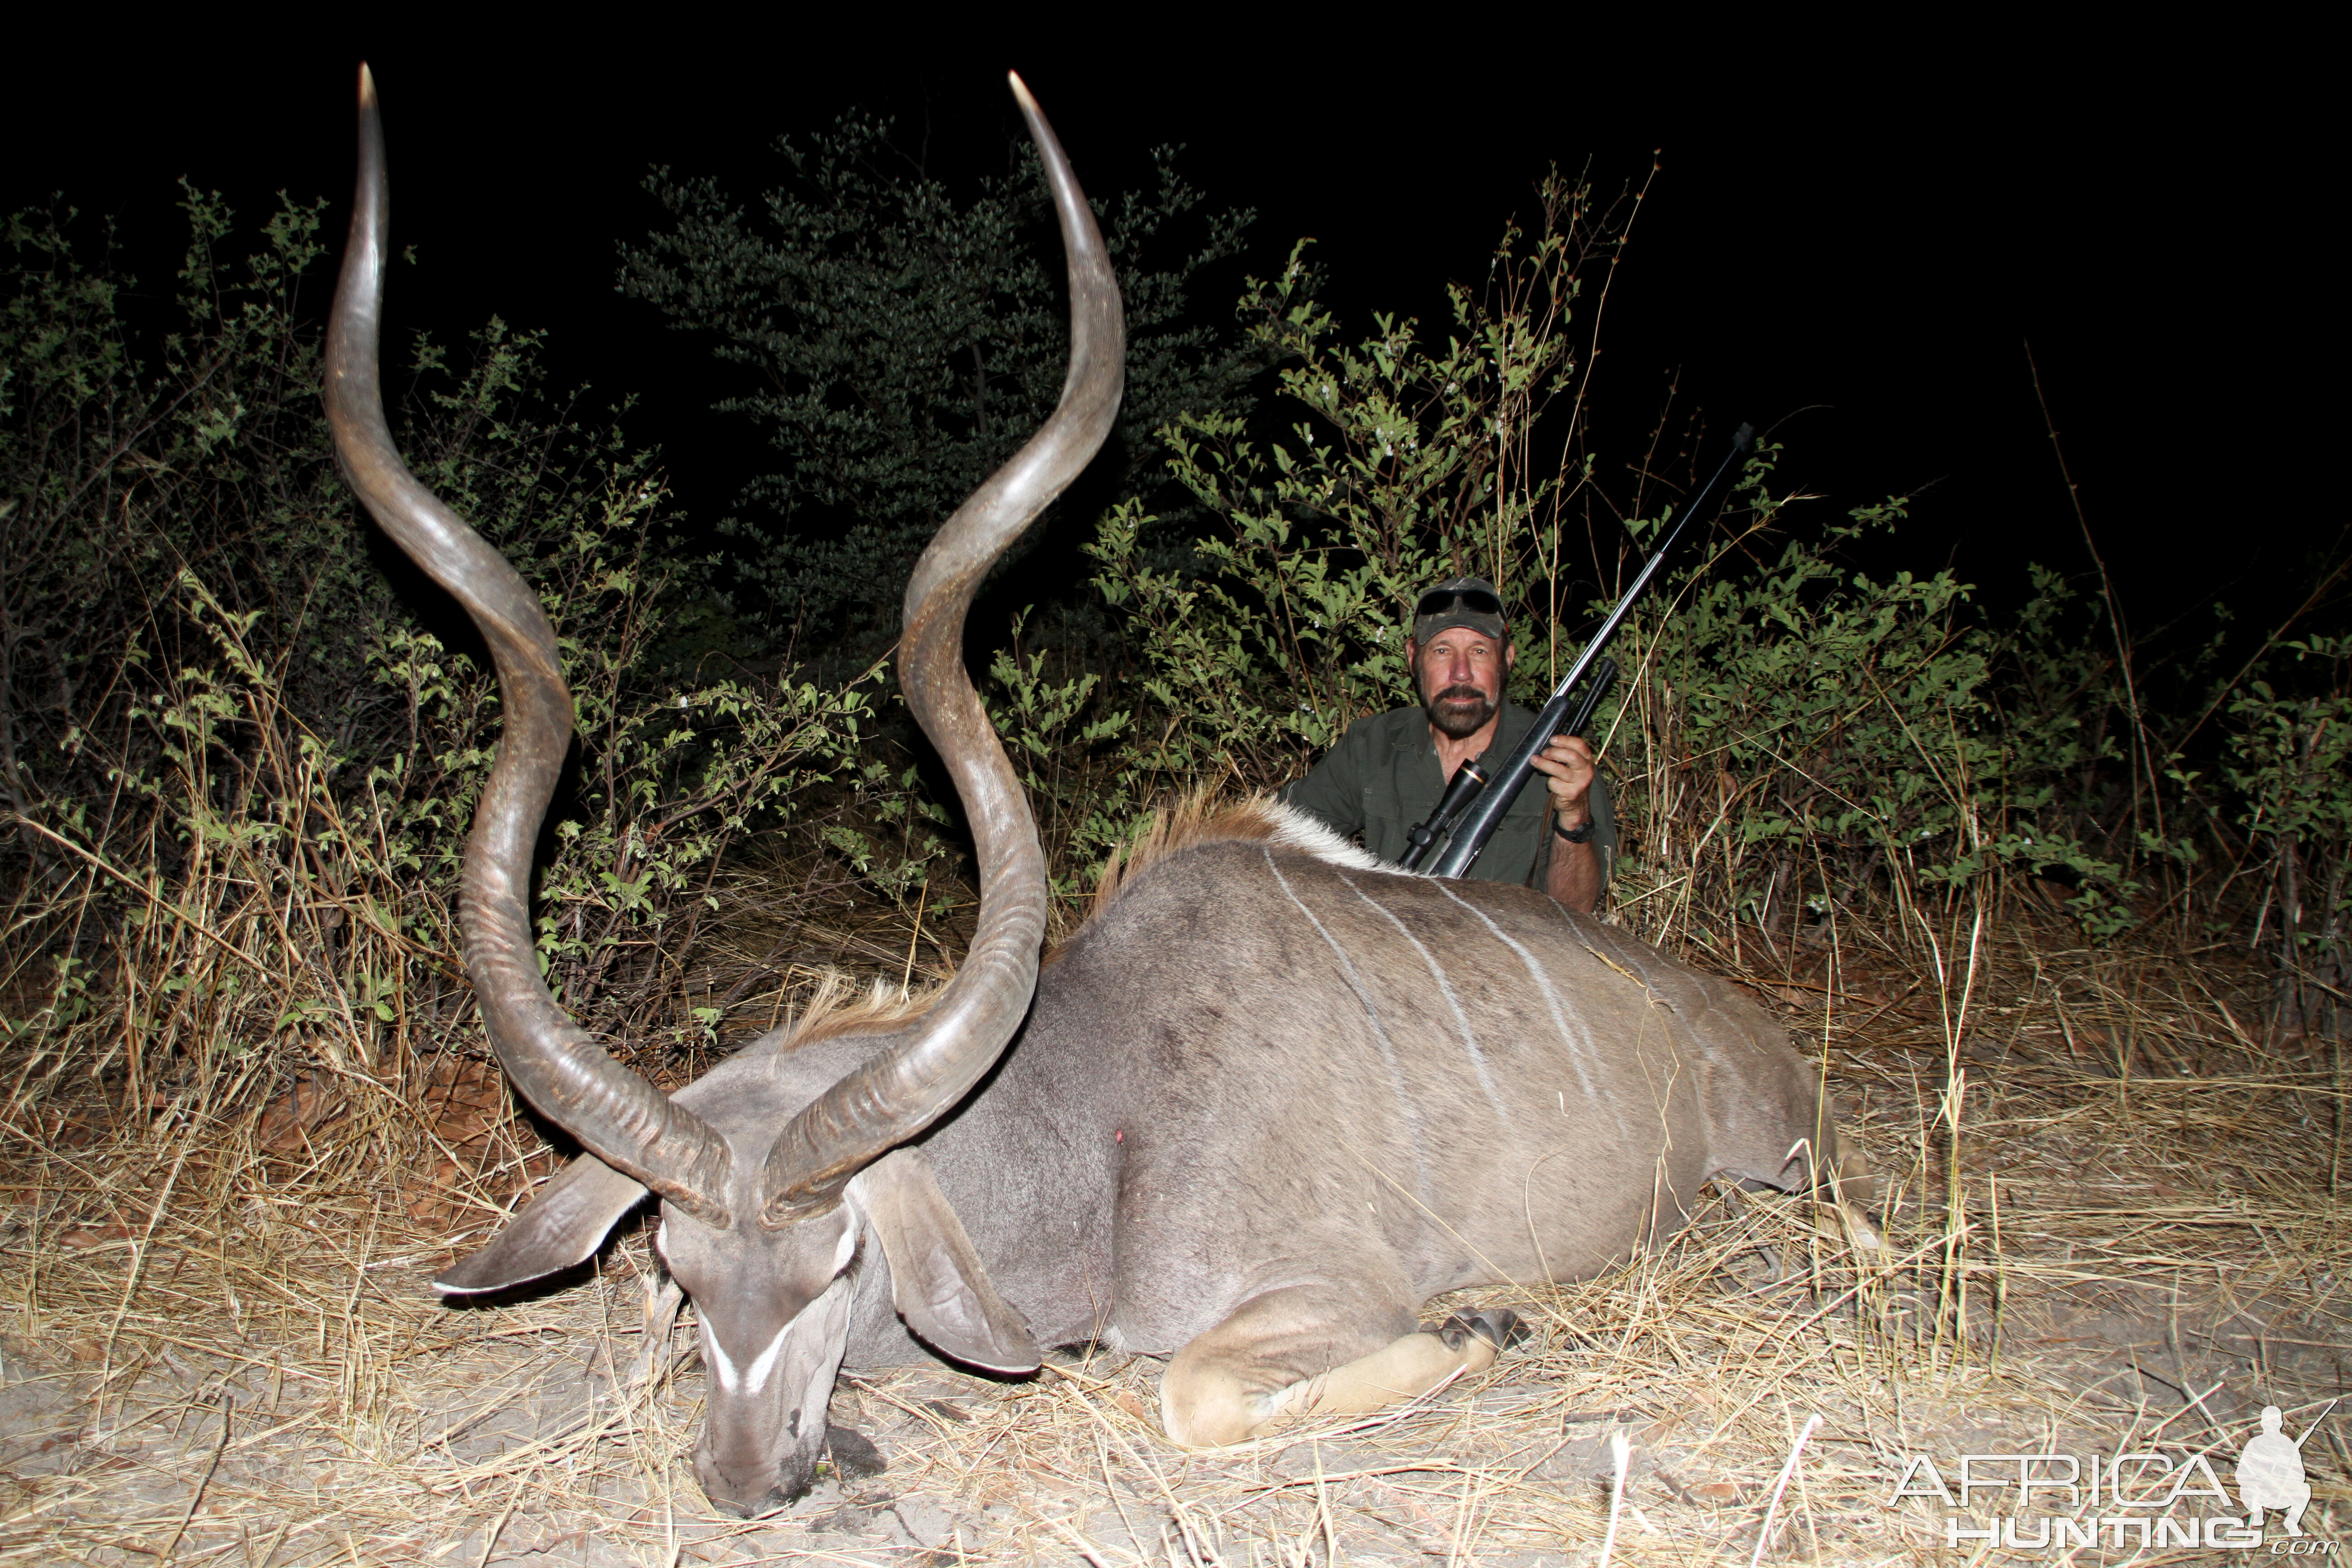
[739,1319,794,1396]
[699,1219,857,1394]
[701,1321,743,1392]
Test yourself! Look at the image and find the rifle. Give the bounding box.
[1397,658,1616,871]
[1418,422,1755,880]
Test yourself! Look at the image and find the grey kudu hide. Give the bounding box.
[325,69,1867,1517]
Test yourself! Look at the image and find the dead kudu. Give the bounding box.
[324,68,1869,1517]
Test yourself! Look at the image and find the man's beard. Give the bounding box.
[1425,682,1497,740]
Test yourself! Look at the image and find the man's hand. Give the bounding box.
[1529,734,1597,825]
[1530,734,1602,915]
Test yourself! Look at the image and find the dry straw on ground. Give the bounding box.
[1,869,2344,1566]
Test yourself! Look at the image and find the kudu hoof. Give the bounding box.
[1428,1308,1529,1354]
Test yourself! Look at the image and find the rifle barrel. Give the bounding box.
[1426,424,1753,880]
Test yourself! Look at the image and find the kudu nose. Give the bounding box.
[698,1476,796,1520]
[696,1449,818,1519]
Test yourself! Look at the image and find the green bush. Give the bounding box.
[10,150,2347,1105]
[622,113,1258,654]
[0,192,906,1114]
[2226,637,2352,1034]
[1049,170,2196,951]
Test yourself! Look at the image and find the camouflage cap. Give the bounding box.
[1411,576,1508,646]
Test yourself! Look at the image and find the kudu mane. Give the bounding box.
[1070,793,1384,949]
[770,798,1373,1009]
[770,798,1377,1011]
[773,973,941,1052]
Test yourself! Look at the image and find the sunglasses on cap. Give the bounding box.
[1415,587,1504,618]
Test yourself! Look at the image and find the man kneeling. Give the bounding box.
[1281,576,1615,913]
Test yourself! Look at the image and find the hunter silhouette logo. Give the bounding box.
[2236,1400,2334,1539]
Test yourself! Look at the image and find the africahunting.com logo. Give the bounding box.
[1888,1401,2335,1553]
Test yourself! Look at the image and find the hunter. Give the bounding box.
[1281,577,1616,914]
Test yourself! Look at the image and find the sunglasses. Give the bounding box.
[1415,588,1504,619]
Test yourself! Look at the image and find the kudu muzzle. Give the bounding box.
[690,1275,853,1515]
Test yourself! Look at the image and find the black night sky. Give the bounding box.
[5,29,2327,654]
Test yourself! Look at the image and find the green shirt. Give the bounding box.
[1279,702,1618,889]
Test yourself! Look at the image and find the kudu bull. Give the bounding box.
[325,67,1868,1517]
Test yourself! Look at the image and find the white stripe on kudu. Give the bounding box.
[1431,882,1622,1136]
[1264,848,1431,1200]
[1338,874,1509,1122]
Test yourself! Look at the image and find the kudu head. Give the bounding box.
[323,65,1122,1515]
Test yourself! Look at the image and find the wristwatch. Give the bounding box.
[1554,816,1596,844]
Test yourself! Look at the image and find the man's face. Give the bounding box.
[1409,627,1514,740]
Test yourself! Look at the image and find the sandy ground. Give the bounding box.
[3,914,2345,1565]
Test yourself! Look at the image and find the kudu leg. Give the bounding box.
[1159,1284,1517,1448]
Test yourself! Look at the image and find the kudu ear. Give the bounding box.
[433,1153,650,1296]
[849,1149,1041,1374]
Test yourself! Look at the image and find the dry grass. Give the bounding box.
[1,877,2345,1566]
